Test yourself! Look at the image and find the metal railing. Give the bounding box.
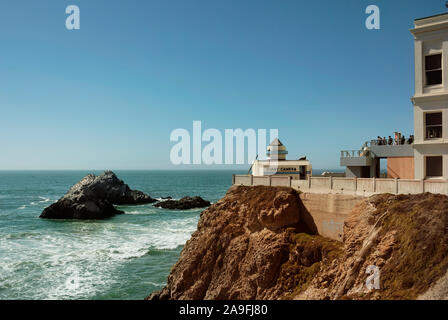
[340,150,367,158]
[370,139,413,146]
[341,137,415,158]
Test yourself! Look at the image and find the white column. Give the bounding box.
[414,40,423,96]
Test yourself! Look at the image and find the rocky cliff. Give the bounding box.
[149,186,448,300]
[299,192,448,300]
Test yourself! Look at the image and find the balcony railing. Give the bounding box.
[340,150,368,158]
[370,138,414,146]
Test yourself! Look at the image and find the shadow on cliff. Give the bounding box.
[296,199,318,235]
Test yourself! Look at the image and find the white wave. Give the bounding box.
[147,281,166,287]
[28,197,52,206]
[0,212,200,300]
[124,210,149,215]
[38,196,51,203]
[155,197,181,201]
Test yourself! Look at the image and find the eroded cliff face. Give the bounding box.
[300,192,448,300]
[149,186,448,300]
[150,186,310,299]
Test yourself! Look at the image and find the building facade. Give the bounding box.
[411,13,448,180]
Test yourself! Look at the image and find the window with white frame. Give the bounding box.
[425,54,442,86]
[425,112,443,140]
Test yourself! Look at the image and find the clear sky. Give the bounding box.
[0,0,444,170]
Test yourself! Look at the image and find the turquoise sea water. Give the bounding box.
[0,170,238,300]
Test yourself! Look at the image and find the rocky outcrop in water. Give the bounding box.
[154,196,210,210]
[148,186,448,300]
[40,171,156,220]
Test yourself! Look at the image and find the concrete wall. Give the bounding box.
[424,180,448,194]
[370,144,414,158]
[398,179,423,194]
[357,178,375,193]
[340,157,372,167]
[345,166,371,179]
[332,178,356,193]
[234,175,252,186]
[271,176,290,187]
[252,176,270,186]
[299,193,365,241]
[387,157,415,179]
[233,175,448,196]
[345,166,362,178]
[375,178,397,194]
[291,179,309,191]
[310,177,331,191]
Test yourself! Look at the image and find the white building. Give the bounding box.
[341,12,448,180]
[251,138,312,180]
[411,13,448,179]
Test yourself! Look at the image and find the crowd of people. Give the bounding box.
[375,134,414,146]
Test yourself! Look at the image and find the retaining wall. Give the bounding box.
[233,175,448,196]
[299,193,364,241]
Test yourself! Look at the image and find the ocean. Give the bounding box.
[0,170,239,300]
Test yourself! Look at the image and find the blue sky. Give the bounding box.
[0,0,443,170]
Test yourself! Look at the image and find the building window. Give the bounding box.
[425,54,442,86]
[425,112,443,140]
[426,156,443,177]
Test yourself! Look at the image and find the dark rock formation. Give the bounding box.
[40,198,124,220]
[154,196,210,210]
[40,171,156,220]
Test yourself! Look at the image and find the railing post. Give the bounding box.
[250,175,253,186]
[354,177,358,193]
[269,175,272,186]
[373,177,376,193]
[395,178,399,194]
[421,179,425,193]
[288,176,292,188]
[309,177,312,189]
[330,176,333,190]
[232,174,235,185]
